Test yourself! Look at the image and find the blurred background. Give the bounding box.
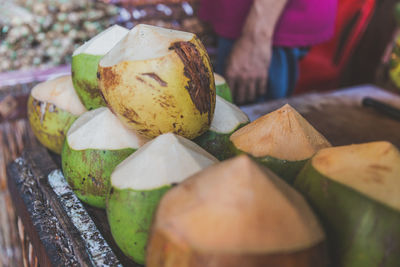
[0,0,216,73]
[1,0,399,93]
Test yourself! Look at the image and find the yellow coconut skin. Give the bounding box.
[98,36,215,139]
[27,95,78,154]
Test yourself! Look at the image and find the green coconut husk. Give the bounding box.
[294,141,400,267]
[230,104,331,184]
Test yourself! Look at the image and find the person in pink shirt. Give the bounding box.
[199,0,337,104]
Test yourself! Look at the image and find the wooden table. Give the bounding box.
[5,85,400,266]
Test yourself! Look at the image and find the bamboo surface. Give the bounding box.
[0,119,38,267]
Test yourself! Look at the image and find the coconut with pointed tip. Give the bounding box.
[27,75,86,154]
[72,25,128,110]
[193,95,249,160]
[214,73,233,102]
[61,107,148,208]
[98,24,216,139]
[295,141,400,267]
[147,155,328,267]
[107,133,218,264]
[230,104,331,184]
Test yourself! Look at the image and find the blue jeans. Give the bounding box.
[216,37,308,101]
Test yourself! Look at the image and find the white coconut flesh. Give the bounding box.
[312,141,400,212]
[72,25,128,56]
[111,133,218,190]
[230,104,331,161]
[209,96,249,134]
[100,24,194,67]
[155,155,325,254]
[214,73,226,86]
[67,107,148,150]
[31,75,86,115]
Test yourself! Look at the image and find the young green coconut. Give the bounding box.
[147,155,328,267]
[61,107,148,208]
[72,25,128,110]
[214,73,233,102]
[294,141,400,267]
[98,24,216,139]
[193,95,249,160]
[107,133,218,264]
[27,75,86,154]
[230,104,331,184]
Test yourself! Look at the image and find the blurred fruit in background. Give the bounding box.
[0,0,216,73]
[0,0,119,72]
[389,2,400,89]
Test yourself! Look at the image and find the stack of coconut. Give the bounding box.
[27,24,400,267]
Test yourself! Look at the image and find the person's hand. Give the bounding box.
[225,36,272,105]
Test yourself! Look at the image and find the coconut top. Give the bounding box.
[111,133,218,190]
[209,96,249,134]
[230,104,331,161]
[312,141,400,212]
[72,25,128,56]
[153,155,325,254]
[67,107,149,150]
[31,75,86,115]
[214,73,226,86]
[100,24,194,67]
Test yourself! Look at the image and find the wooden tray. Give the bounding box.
[8,146,139,266]
[7,85,400,266]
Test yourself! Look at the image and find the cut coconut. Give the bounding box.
[111,133,218,190]
[28,75,86,154]
[194,95,249,160]
[312,141,400,211]
[31,75,86,115]
[231,104,330,160]
[107,133,218,264]
[214,73,225,86]
[209,95,249,134]
[147,155,327,267]
[214,73,233,102]
[67,107,148,150]
[72,25,129,110]
[62,107,148,208]
[230,104,331,183]
[295,141,400,267]
[98,24,215,139]
[100,24,193,67]
[73,25,128,56]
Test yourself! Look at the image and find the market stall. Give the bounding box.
[1,0,400,266]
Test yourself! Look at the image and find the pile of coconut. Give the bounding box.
[28,24,400,267]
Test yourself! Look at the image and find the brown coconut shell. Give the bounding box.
[147,155,328,267]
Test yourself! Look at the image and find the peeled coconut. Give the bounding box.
[230,104,331,184]
[214,73,233,102]
[147,155,327,267]
[98,24,216,139]
[61,107,148,208]
[27,75,86,154]
[294,141,400,267]
[107,133,218,264]
[72,25,128,110]
[194,95,249,160]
